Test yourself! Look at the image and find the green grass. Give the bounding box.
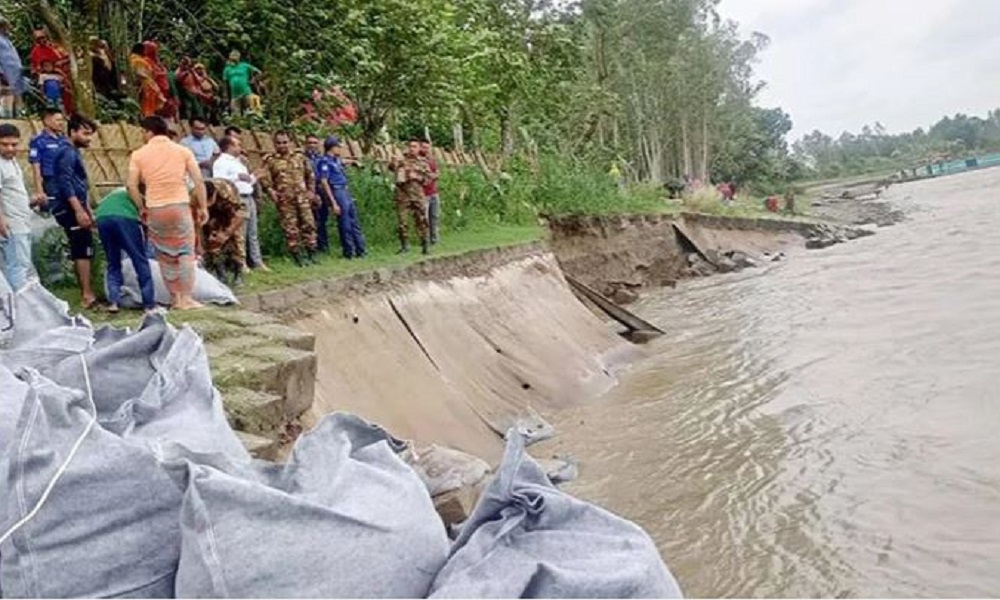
[53,223,544,324]
[241,223,543,292]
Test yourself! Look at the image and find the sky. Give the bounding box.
[721,0,1000,140]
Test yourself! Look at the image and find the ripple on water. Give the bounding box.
[545,169,1000,597]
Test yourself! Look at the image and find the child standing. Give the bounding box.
[38,60,63,111]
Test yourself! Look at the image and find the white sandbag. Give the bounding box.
[429,432,682,599]
[161,413,450,598]
[0,370,182,598]
[0,319,249,598]
[111,257,238,308]
[0,280,94,375]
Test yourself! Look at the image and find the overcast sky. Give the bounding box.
[721,0,1000,140]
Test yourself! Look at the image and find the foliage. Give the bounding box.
[3,0,791,184]
[792,110,1000,179]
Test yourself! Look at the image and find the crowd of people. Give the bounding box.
[0,18,264,123]
[0,107,442,313]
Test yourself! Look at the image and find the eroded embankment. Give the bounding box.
[219,212,873,464]
[287,249,640,462]
[546,212,870,301]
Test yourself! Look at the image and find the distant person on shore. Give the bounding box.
[419,139,441,245]
[28,107,68,210]
[180,117,221,180]
[0,123,34,289]
[260,130,317,266]
[223,51,260,116]
[784,190,796,214]
[51,114,98,308]
[0,17,27,118]
[94,187,155,314]
[317,136,367,259]
[390,138,435,255]
[128,115,208,310]
[201,179,245,287]
[716,181,735,204]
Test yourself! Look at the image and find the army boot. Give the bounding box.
[291,250,304,267]
[421,239,430,255]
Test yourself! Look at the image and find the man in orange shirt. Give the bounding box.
[127,115,207,310]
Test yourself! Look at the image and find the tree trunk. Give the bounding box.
[452,121,464,153]
[700,110,710,181]
[499,105,515,157]
[680,114,693,179]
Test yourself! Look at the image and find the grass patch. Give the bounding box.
[52,223,544,324]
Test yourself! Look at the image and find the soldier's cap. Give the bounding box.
[324,136,342,150]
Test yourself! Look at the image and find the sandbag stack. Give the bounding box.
[0,278,680,599]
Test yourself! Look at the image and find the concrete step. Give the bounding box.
[211,344,317,418]
[221,387,285,436]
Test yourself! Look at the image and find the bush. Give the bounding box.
[254,153,661,258]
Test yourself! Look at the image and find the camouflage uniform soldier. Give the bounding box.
[202,179,246,286]
[261,130,318,266]
[391,138,436,255]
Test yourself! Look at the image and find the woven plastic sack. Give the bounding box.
[429,432,682,598]
[161,413,450,598]
[110,257,238,308]
[0,319,248,598]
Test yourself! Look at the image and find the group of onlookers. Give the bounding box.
[0,104,443,314]
[0,17,261,124]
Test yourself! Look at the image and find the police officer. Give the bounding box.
[202,179,245,287]
[304,133,331,253]
[260,131,317,266]
[317,136,367,260]
[27,107,69,211]
[390,137,436,255]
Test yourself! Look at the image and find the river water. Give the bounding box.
[547,169,1000,597]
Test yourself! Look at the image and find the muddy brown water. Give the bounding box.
[544,168,1000,597]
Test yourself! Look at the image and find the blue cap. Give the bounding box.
[324,135,341,150]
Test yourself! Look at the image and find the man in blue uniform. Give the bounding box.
[316,136,366,259]
[51,114,98,308]
[28,107,68,210]
[304,133,331,253]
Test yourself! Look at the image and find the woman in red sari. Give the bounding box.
[143,41,178,121]
[29,29,74,113]
[130,43,164,117]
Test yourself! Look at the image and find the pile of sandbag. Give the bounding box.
[0,278,681,599]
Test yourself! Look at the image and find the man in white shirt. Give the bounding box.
[213,135,267,271]
[180,118,220,181]
[0,123,35,289]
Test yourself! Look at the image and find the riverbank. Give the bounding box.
[45,208,887,463]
